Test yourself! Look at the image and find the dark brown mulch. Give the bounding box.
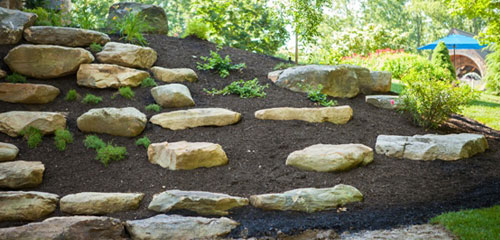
[0,35,499,238]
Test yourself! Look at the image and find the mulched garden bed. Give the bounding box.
[1,34,499,238]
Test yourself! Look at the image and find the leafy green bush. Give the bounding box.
[204,78,269,98]
[89,43,103,52]
[145,104,161,112]
[182,19,209,40]
[116,87,135,99]
[485,44,500,95]
[111,11,150,46]
[84,135,127,167]
[24,7,65,26]
[273,62,296,70]
[65,89,78,101]
[5,73,27,83]
[431,41,456,79]
[70,0,112,29]
[21,126,43,149]
[54,129,74,151]
[82,94,102,104]
[197,50,246,78]
[135,136,151,149]
[303,84,337,107]
[141,77,157,88]
[83,135,106,150]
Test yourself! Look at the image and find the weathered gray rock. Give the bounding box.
[0,161,44,189]
[0,111,67,137]
[77,63,150,89]
[286,144,373,172]
[151,67,198,83]
[255,106,353,124]
[0,8,36,44]
[0,216,126,239]
[24,26,110,47]
[4,44,94,79]
[0,0,23,10]
[60,192,144,215]
[96,42,157,69]
[365,71,392,93]
[0,69,6,79]
[148,190,249,215]
[125,214,238,240]
[0,83,60,104]
[150,108,241,130]
[365,95,400,109]
[0,142,18,162]
[0,191,58,221]
[375,133,489,161]
[148,141,228,170]
[267,70,284,82]
[108,2,168,34]
[77,107,147,137]
[151,84,195,108]
[250,185,363,213]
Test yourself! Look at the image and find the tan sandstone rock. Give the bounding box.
[0,161,44,189]
[0,69,6,79]
[60,192,144,215]
[267,70,284,83]
[0,142,18,162]
[151,84,195,108]
[23,26,110,47]
[0,191,58,221]
[255,106,353,124]
[4,44,94,79]
[365,95,400,109]
[77,63,150,89]
[151,66,198,83]
[150,108,241,130]
[148,141,228,170]
[96,42,157,69]
[77,107,147,137]
[0,111,67,137]
[0,83,60,104]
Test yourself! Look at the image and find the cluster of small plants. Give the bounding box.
[82,94,102,104]
[84,135,127,167]
[197,50,246,78]
[112,87,135,99]
[89,43,103,53]
[300,84,337,107]
[273,62,296,70]
[111,11,150,46]
[204,78,269,98]
[141,77,157,88]
[145,104,161,112]
[135,136,151,149]
[20,126,43,149]
[65,89,78,101]
[54,129,74,151]
[24,7,67,26]
[182,19,209,40]
[5,73,27,83]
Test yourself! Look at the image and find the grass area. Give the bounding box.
[391,80,404,94]
[430,205,500,240]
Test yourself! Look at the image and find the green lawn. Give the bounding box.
[430,205,500,240]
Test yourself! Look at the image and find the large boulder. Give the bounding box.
[148,141,228,170]
[375,133,489,161]
[0,161,45,189]
[0,111,67,137]
[151,67,198,83]
[77,107,147,137]
[365,95,400,109]
[148,190,249,215]
[151,84,195,108]
[0,8,36,44]
[23,26,110,47]
[77,63,150,89]
[125,214,238,240]
[0,191,58,221]
[4,44,94,79]
[0,0,23,9]
[255,106,353,124]
[0,83,60,104]
[96,42,157,69]
[0,216,126,239]
[250,185,363,213]
[0,142,18,162]
[365,71,392,93]
[108,2,168,34]
[286,144,373,172]
[60,192,144,215]
[150,108,241,130]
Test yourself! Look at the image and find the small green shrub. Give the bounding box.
[96,144,128,167]
[273,62,296,70]
[182,19,209,40]
[145,104,161,112]
[82,94,102,104]
[197,50,246,78]
[204,78,269,98]
[115,87,135,99]
[83,135,106,150]
[24,7,64,26]
[111,11,150,46]
[89,43,103,52]
[141,77,157,88]
[21,126,43,149]
[300,84,337,107]
[135,136,151,149]
[65,89,78,101]
[5,73,27,83]
[54,128,73,151]
[431,41,456,79]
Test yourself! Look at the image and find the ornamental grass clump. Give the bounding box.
[54,128,74,151]
[5,73,27,83]
[20,126,43,149]
[141,77,157,88]
[297,84,337,107]
[82,94,102,104]
[145,104,161,112]
[89,42,103,53]
[118,87,135,99]
[111,11,150,46]
[204,78,269,98]
[197,50,246,78]
[84,135,127,167]
[65,89,78,101]
[135,136,151,149]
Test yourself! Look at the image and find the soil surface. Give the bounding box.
[1,35,499,238]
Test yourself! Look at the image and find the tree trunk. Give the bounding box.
[295,31,298,64]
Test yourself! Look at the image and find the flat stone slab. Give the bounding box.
[151,84,195,108]
[0,216,125,239]
[125,214,238,240]
[0,83,60,104]
[286,144,373,172]
[150,108,241,130]
[148,190,249,215]
[0,69,6,79]
[375,133,489,161]
[96,42,157,69]
[0,8,37,44]
[365,95,400,109]
[77,63,150,89]
[148,141,228,170]
[0,191,58,221]
[23,26,110,47]
[341,224,456,240]
[0,111,67,137]
[60,192,144,215]
[151,66,198,83]
[255,106,353,124]
[0,142,18,162]
[250,184,363,213]
[77,107,147,137]
[0,160,45,189]
[4,44,94,79]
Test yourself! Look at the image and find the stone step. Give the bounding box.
[0,191,58,221]
[255,106,353,124]
[23,26,110,47]
[151,84,195,108]
[96,42,157,69]
[150,108,241,130]
[365,95,400,109]
[0,161,44,189]
[77,107,147,137]
[0,83,60,104]
[0,142,18,162]
[60,192,144,215]
[0,111,67,137]
[77,63,150,89]
[151,66,198,83]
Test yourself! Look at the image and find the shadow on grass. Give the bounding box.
[468,99,500,108]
